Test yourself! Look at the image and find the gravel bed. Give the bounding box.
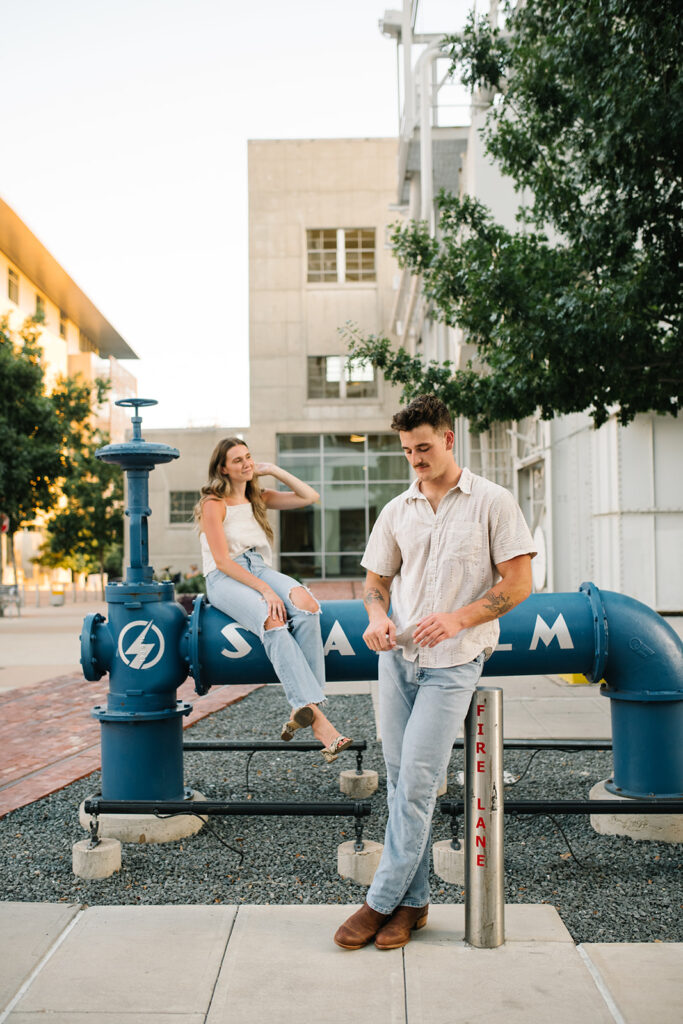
[1,687,680,944]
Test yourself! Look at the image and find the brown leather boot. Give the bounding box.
[374,905,429,950]
[334,902,391,950]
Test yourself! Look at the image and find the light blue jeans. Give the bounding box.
[205,550,326,711]
[366,647,485,914]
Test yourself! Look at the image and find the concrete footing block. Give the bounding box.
[432,840,465,885]
[589,780,683,842]
[339,769,379,798]
[337,840,383,885]
[78,790,208,845]
[72,837,122,879]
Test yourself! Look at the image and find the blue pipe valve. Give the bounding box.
[80,399,191,801]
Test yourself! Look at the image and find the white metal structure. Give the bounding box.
[380,1,683,613]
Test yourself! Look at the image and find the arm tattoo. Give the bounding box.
[364,587,388,609]
[483,589,513,618]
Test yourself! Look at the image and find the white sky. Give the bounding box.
[1,0,473,430]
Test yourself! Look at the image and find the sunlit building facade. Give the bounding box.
[0,197,137,587]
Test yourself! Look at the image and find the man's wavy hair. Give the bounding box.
[391,394,453,434]
[194,437,273,543]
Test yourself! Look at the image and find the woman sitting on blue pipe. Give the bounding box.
[195,437,352,762]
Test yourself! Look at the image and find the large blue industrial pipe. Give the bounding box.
[182,583,682,799]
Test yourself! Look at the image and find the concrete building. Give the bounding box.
[0,197,138,587]
[379,0,683,615]
[146,137,409,581]
[246,138,408,580]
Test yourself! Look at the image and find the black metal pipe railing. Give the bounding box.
[441,799,683,817]
[451,738,612,752]
[83,798,372,818]
[182,740,367,753]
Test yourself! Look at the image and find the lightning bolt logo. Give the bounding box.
[117,620,165,670]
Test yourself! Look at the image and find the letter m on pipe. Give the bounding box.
[529,613,574,651]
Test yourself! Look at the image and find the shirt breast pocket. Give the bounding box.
[444,522,484,561]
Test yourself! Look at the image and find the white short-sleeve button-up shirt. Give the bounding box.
[361,467,536,668]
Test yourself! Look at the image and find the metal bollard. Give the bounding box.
[465,687,504,948]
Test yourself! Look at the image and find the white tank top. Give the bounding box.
[200,502,272,574]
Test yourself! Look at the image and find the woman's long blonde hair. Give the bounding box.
[194,437,274,543]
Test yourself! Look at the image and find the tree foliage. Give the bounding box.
[35,376,123,584]
[36,425,123,584]
[0,316,64,531]
[348,0,682,430]
[0,316,123,585]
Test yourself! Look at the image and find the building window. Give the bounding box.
[306,228,375,283]
[7,267,19,304]
[169,491,199,524]
[35,294,45,320]
[277,432,410,579]
[307,356,377,400]
[306,229,338,282]
[344,228,376,281]
[469,422,514,489]
[59,310,67,338]
[79,331,96,353]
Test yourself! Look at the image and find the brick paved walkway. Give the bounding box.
[0,674,262,819]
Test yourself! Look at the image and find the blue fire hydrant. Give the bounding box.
[81,399,190,801]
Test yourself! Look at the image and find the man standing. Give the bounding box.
[334,395,535,951]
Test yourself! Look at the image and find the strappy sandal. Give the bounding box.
[321,735,353,764]
[280,705,314,741]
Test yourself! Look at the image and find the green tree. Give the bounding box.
[0,315,122,589]
[348,0,682,430]
[0,317,64,581]
[36,378,123,593]
[36,431,123,591]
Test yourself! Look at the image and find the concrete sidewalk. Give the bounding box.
[1,902,680,1023]
[2,597,680,1024]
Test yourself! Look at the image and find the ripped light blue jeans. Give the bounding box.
[205,550,326,711]
[366,647,485,915]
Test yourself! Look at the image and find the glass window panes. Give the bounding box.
[277,433,408,579]
[345,359,377,399]
[345,359,374,383]
[170,491,199,524]
[278,435,322,454]
[324,460,365,483]
[325,554,364,577]
[324,433,365,454]
[367,433,401,453]
[307,356,341,399]
[324,485,366,553]
[307,357,378,402]
[367,453,410,482]
[469,423,513,488]
[281,554,323,579]
[280,506,321,554]
[277,455,321,486]
[307,228,375,284]
[306,229,337,282]
[7,268,18,304]
[368,483,407,531]
[344,228,376,281]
